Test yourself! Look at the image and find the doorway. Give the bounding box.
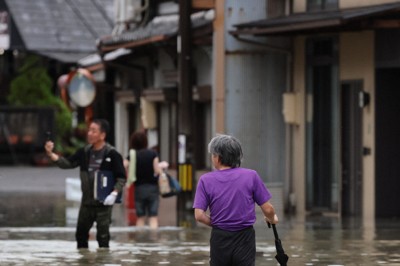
[375,68,400,218]
[340,81,363,217]
[306,37,340,213]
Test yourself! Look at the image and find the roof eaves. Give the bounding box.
[98,10,214,52]
[341,2,400,21]
[100,34,173,53]
[35,51,92,63]
[232,18,343,36]
[231,2,400,37]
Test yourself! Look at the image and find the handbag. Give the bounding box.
[159,172,182,198]
[126,149,137,186]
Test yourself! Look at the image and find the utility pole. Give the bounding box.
[177,0,194,227]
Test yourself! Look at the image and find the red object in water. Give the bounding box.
[124,184,137,225]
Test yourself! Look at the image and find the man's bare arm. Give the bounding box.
[194,208,211,226]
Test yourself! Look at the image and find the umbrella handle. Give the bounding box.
[272,224,279,239]
[267,222,280,240]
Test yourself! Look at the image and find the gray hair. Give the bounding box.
[208,134,243,167]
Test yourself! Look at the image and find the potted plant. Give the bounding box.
[7,55,73,163]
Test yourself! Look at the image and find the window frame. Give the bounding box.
[307,0,338,12]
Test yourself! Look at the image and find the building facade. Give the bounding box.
[233,0,400,223]
[81,0,288,221]
[76,0,400,224]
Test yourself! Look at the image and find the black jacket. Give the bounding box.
[55,143,126,206]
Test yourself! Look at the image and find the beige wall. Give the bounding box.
[292,36,306,218]
[293,0,306,13]
[340,31,375,224]
[341,0,398,9]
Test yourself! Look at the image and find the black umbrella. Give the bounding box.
[268,223,289,265]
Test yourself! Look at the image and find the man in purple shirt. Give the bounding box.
[193,134,279,266]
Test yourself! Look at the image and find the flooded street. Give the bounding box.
[0,166,400,265]
[1,220,400,265]
[0,226,211,265]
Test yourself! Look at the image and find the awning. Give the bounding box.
[98,10,214,52]
[77,48,132,69]
[231,2,400,36]
[36,51,92,64]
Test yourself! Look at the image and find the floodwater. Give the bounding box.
[1,213,400,265]
[0,167,400,265]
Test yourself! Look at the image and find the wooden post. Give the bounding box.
[177,0,195,227]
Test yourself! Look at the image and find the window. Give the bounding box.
[307,0,338,12]
[267,0,287,18]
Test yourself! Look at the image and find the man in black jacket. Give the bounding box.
[44,119,126,249]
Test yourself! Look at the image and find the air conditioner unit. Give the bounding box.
[114,0,146,23]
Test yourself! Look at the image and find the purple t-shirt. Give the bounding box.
[193,167,272,231]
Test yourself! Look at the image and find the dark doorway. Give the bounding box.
[312,65,334,208]
[306,37,339,213]
[375,68,400,218]
[340,81,363,217]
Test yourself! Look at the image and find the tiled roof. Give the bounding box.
[99,10,214,50]
[5,0,114,61]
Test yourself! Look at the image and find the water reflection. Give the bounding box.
[0,192,67,227]
[0,187,399,264]
[0,224,399,266]
[0,226,400,265]
[0,227,212,265]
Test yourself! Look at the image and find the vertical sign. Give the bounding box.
[0,11,9,49]
[178,134,186,164]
